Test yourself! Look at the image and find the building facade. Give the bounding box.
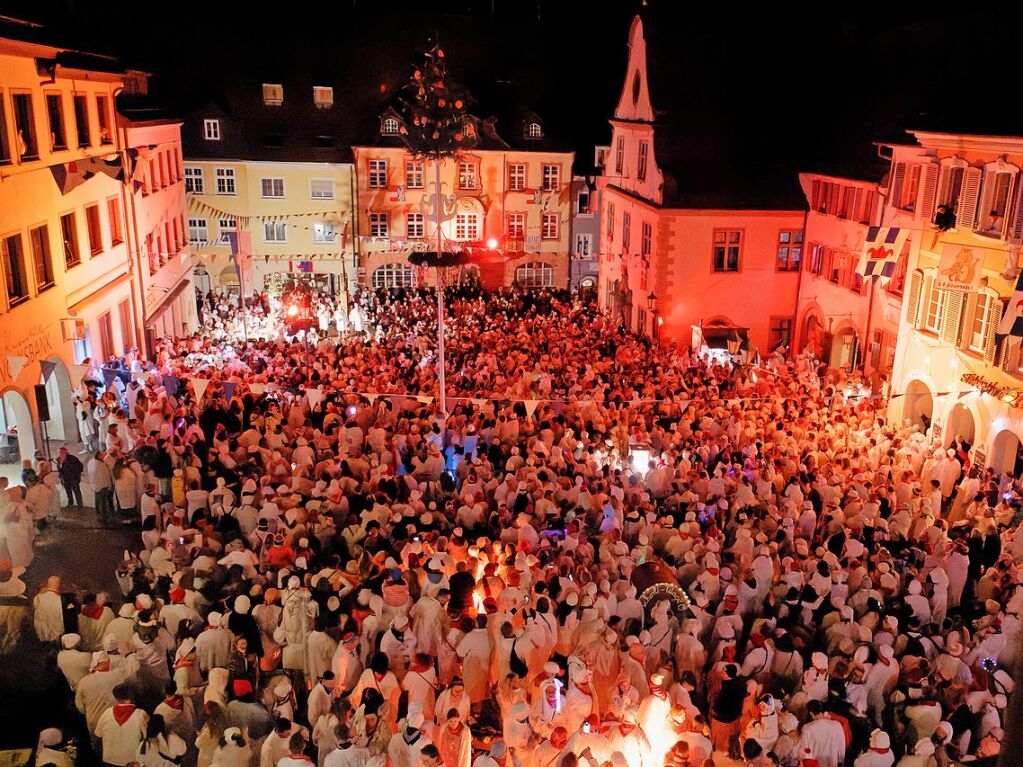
[596,17,806,354]
[0,35,141,461]
[569,174,599,292]
[182,83,356,298]
[352,135,574,291]
[794,172,903,376]
[887,131,1023,474]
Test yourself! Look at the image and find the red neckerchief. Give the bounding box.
[163,695,184,710]
[288,755,312,763]
[112,703,136,725]
[174,657,194,670]
[82,604,104,620]
[574,682,592,696]
[620,724,635,736]
[870,748,890,754]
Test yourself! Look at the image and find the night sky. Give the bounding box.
[5,1,1023,179]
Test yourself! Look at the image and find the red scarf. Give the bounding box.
[113,703,136,725]
[163,695,184,710]
[82,604,104,620]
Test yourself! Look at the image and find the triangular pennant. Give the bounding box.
[223,381,237,401]
[191,377,210,402]
[71,364,90,384]
[416,395,434,405]
[471,398,489,409]
[163,375,179,398]
[6,355,28,380]
[40,359,58,384]
[250,383,266,395]
[577,399,594,409]
[365,393,378,405]
[306,387,324,409]
[523,399,542,419]
[102,369,118,387]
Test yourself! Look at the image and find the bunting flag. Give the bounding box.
[577,399,594,409]
[306,387,324,409]
[163,375,179,397]
[40,359,58,384]
[249,383,266,395]
[416,395,434,405]
[998,269,1023,337]
[222,382,237,401]
[6,355,28,380]
[71,364,90,384]
[856,226,906,283]
[471,398,489,409]
[365,393,378,405]
[224,229,253,294]
[191,377,210,402]
[50,154,125,195]
[524,399,542,419]
[102,369,119,387]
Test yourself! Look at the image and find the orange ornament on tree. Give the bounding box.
[436,81,444,89]
[455,133,463,142]
[437,48,445,58]
[455,100,463,109]
[414,70,422,80]
[438,99,446,107]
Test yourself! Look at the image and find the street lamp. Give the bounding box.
[648,292,658,339]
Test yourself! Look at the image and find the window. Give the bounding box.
[203,119,220,141]
[217,217,236,243]
[184,167,204,194]
[0,94,10,164]
[406,213,425,239]
[458,161,478,190]
[60,212,80,267]
[85,205,103,255]
[187,218,208,243]
[262,84,283,106]
[215,167,236,195]
[312,223,336,243]
[615,136,624,175]
[527,122,543,139]
[776,230,803,271]
[45,93,66,150]
[808,243,824,275]
[29,225,53,291]
[577,188,590,214]
[507,212,526,239]
[313,86,333,108]
[455,212,480,241]
[713,229,742,272]
[575,233,592,257]
[939,165,965,212]
[372,263,415,289]
[2,234,27,305]
[260,177,285,198]
[923,275,945,334]
[839,187,856,219]
[369,212,388,238]
[405,161,424,189]
[896,163,921,210]
[108,198,124,245]
[310,178,334,199]
[12,93,37,159]
[542,213,559,240]
[637,141,648,181]
[263,221,286,243]
[641,222,652,258]
[96,95,112,145]
[509,163,527,192]
[969,293,995,353]
[607,203,615,241]
[381,117,400,135]
[368,159,387,188]
[98,312,115,358]
[542,164,560,191]
[886,243,909,297]
[981,171,1014,235]
[769,317,793,350]
[622,212,631,252]
[158,152,168,188]
[515,261,554,288]
[119,300,135,349]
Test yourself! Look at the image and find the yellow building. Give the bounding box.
[0,31,143,461]
[183,86,355,297]
[353,114,574,290]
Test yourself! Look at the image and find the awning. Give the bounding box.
[145,279,193,324]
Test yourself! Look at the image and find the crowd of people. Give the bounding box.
[2,284,1020,767]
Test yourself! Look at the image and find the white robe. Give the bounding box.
[456,629,491,704]
[33,590,64,642]
[409,596,444,657]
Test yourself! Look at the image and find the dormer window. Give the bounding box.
[313,86,333,109]
[381,117,400,136]
[262,84,283,106]
[526,122,543,139]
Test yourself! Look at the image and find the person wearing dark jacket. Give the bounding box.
[711,664,746,756]
[57,446,84,508]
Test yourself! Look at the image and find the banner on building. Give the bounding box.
[50,154,125,195]
[936,242,985,292]
[856,227,907,283]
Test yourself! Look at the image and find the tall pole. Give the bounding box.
[434,155,447,415]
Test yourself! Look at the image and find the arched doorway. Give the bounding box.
[989,429,1023,476]
[42,358,78,446]
[945,403,976,449]
[800,310,825,357]
[903,379,934,434]
[830,328,858,370]
[0,389,37,467]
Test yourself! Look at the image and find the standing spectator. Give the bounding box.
[57,446,84,509]
[87,450,115,525]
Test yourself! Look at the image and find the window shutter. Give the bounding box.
[906,271,923,328]
[984,300,1004,364]
[919,163,940,224]
[1009,176,1023,243]
[957,167,982,232]
[891,163,906,206]
[941,290,964,345]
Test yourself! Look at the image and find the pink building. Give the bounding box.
[596,16,806,354]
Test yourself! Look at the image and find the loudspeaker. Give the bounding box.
[34,384,50,422]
